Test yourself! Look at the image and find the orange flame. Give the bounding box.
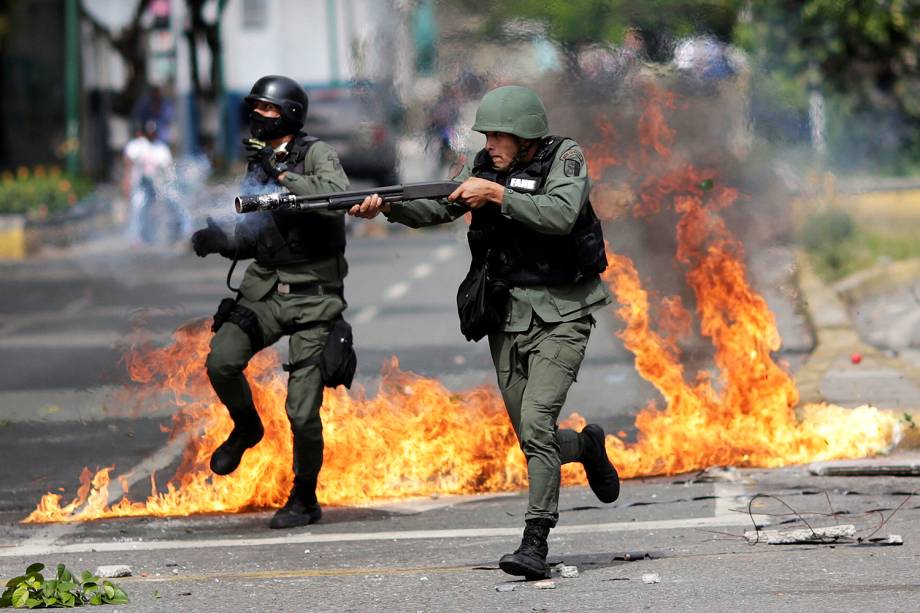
[25,85,898,523]
[592,84,897,477]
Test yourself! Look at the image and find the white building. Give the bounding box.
[81,0,416,159]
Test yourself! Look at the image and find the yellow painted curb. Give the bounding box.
[0,215,26,259]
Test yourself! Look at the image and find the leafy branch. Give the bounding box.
[0,563,128,609]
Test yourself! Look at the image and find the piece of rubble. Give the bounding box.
[641,573,660,584]
[95,565,132,578]
[534,580,556,589]
[692,466,739,483]
[859,534,903,546]
[744,524,856,544]
[560,565,579,578]
[495,584,515,592]
[614,551,654,561]
[809,453,920,477]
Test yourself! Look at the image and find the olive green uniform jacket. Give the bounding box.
[385,138,611,329]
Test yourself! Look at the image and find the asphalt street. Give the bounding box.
[0,228,917,611]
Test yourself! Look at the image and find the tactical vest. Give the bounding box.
[243,132,346,267]
[470,136,607,286]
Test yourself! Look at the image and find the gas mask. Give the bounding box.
[249,111,291,141]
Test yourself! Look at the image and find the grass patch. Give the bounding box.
[802,209,920,282]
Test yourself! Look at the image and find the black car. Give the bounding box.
[303,87,401,185]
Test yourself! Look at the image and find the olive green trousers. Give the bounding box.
[205,294,331,479]
[488,316,592,525]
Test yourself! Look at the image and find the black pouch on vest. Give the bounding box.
[456,258,509,342]
[571,205,608,275]
[212,298,237,332]
[284,317,357,389]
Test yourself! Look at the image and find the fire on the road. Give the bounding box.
[24,86,898,523]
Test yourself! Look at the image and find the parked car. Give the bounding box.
[303,87,400,186]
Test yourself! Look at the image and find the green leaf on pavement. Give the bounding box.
[12,584,29,608]
[24,564,43,576]
[5,576,24,589]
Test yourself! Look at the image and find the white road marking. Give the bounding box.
[434,245,454,262]
[411,263,434,280]
[713,482,748,519]
[0,331,174,349]
[369,492,515,515]
[3,513,769,558]
[13,433,190,553]
[352,306,380,325]
[384,282,409,301]
[350,246,456,324]
[0,303,216,327]
[0,295,92,337]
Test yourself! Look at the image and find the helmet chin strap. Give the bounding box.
[510,137,538,169]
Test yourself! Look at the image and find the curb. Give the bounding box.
[795,249,920,449]
[0,215,26,258]
[0,189,117,261]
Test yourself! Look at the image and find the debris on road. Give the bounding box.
[614,551,656,561]
[495,584,515,592]
[809,454,920,477]
[858,534,903,546]
[534,580,556,589]
[95,565,132,578]
[692,466,739,482]
[550,562,579,578]
[560,565,579,578]
[745,524,856,544]
[641,573,661,584]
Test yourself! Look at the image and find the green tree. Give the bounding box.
[735,0,920,173]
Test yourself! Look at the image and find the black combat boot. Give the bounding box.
[579,424,620,503]
[209,407,264,476]
[269,476,323,529]
[499,518,552,579]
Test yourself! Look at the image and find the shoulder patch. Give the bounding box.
[560,146,584,164]
[326,150,343,171]
[560,146,584,177]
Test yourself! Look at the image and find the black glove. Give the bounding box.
[243,138,290,179]
[191,217,229,257]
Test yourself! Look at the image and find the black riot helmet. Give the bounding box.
[245,75,309,139]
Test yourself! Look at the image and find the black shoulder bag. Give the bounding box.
[456,230,509,342]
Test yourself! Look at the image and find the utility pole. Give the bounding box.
[64,0,80,174]
[326,0,340,85]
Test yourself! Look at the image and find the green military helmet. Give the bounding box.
[471,86,548,139]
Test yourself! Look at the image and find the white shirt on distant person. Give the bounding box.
[124,136,173,188]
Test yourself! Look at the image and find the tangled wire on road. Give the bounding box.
[741,489,918,545]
